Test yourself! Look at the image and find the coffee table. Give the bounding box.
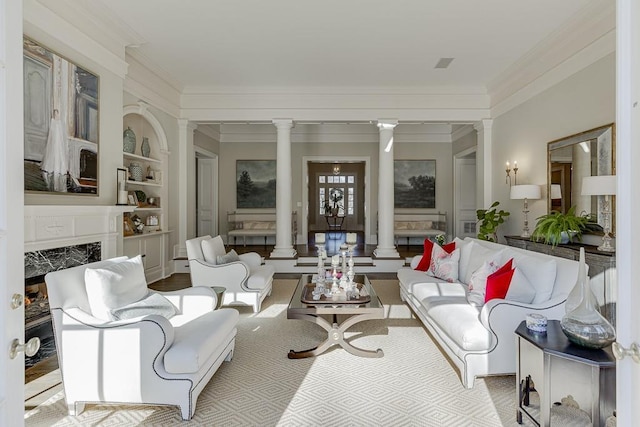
[287,274,384,359]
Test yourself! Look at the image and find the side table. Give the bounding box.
[211,286,226,309]
[515,320,616,426]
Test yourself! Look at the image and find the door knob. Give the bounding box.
[612,341,640,363]
[9,337,40,359]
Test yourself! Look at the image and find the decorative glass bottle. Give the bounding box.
[564,247,587,314]
[141,136,151,157]
[561,247,616,348]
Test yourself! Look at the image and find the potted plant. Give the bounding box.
[476,201,510,242]
[531,206,590,247]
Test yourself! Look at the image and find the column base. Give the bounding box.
[270,247,298,258]
[373,247,400,258]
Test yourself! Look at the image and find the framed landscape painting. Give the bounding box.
[23,37,99,194]
[236,160,276,208]
[394,160,436,208]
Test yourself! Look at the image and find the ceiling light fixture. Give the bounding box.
[435,58,455,69]
[333,164,341,175]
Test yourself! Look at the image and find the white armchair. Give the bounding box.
[186,235,275,313]
[45,256,239,420]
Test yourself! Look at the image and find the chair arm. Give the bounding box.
[238,252,262,269]
[479,296,567,339]
[159,287,217,315]
[188,259,251,292]
[54,308,175,388]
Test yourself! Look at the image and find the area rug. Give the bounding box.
[25,279,525,426]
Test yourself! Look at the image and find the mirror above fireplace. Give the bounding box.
[547,123,615,234]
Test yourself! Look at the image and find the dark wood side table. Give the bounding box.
[515,320,616,426]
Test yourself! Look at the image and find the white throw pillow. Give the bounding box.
[460,242,504,285]
[85,256,149,321]
[201,236,226,265]
[466,259,503,307]
[503,249,558,304]
[216,249,240,265]
[505,268,537,304]
[429,245,460,283]
[109,291,178,321]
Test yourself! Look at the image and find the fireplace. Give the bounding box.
[23,205,133,368]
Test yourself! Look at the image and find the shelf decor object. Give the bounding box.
[561,248,616,349]
[129,162,143,182]
[123,126,136,154]
[141,136,151,157]
[116,168,128,205]
[581,175,616,252]
[510,184,541,238]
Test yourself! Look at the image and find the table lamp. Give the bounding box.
[581,175,616,252]
[510,184,541,238]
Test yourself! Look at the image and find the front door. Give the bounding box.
[1,2,27,424]
[454,154,477,238]
[196,156,217,237]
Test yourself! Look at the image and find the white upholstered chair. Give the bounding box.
[45,256,239,420]
[186,235,275,313]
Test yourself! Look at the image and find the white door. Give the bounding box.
[454,154,477,239]
[615,0,640,422]
[197,157,217,237]
[1,1,27,424]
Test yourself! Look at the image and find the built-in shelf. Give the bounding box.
[126,179,162,187]
[124,230,171,240]
[123,152,162,164]
[135,207,162,212]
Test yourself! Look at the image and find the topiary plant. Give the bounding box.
[476,201,510,242]
[531,205,589,247]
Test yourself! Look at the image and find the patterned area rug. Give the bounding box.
[25,279,527,426]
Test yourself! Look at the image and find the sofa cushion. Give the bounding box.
[466,258,507,307]
[84,255,149,321]
[459,241,504,285]
[397,267,453,295]
[201,236,226,265]
[502,249,558,303]
[413,284,492,352]
[415,239,434,271]
[246,264,275,290]
[110,291,178,321]
[164,308,239,374]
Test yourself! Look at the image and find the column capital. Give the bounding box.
[473,119,493,132]
[272,119,294,130]
[178,119,198,132]
[377,119,399,131]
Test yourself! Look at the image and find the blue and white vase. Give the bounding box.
[123,127,136,154]
[141,137,151,157]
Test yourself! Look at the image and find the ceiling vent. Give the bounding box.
[435,58,454,69]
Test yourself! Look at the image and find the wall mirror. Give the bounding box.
[547,123,615,234]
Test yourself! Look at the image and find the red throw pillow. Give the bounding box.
[415,239,434,271]
[485,258,515,302]
[442,241,456,254]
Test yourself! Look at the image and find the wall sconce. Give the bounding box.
[505,160,518,185]
[332,163,341,175]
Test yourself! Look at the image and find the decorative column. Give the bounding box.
[374,119,400,258]
[271,119,297,258]
[474,119,493,210]
[177,119,197,257]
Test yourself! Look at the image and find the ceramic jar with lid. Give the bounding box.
[123,127,136,154]
[129,162,143,182]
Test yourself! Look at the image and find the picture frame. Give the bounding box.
[236,160,276,208]
[23,37,100,195]
[394,160,436,208]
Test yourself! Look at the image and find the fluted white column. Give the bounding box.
[374,119,400,258]
[474,119,493,210]
[270,119,297,258]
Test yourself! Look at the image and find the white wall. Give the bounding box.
[492,53,615,240]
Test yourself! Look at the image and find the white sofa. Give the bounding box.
[46,256,239,420]
[397,237,580,388]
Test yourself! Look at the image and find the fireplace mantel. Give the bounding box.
[24,205,134,257]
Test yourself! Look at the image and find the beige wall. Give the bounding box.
[492,53,615,240]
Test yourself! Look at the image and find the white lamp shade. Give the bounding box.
[581,175,616,196]
[510,184,541,200]
[550,184,562,200]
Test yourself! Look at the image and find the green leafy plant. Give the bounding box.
[476,201,510,242]
[531,205,589,247]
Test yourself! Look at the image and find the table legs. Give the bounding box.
[288,312,384,359]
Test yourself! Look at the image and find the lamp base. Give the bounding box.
[520,230,531,238]
[597,230,615,252]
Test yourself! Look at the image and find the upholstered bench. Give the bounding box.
[393,212,447,245]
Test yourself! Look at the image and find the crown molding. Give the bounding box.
[124,52,181,118]
[488,0,615,110]
[195,125,221,142]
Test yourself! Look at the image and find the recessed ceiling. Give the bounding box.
[86,0,590,92]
